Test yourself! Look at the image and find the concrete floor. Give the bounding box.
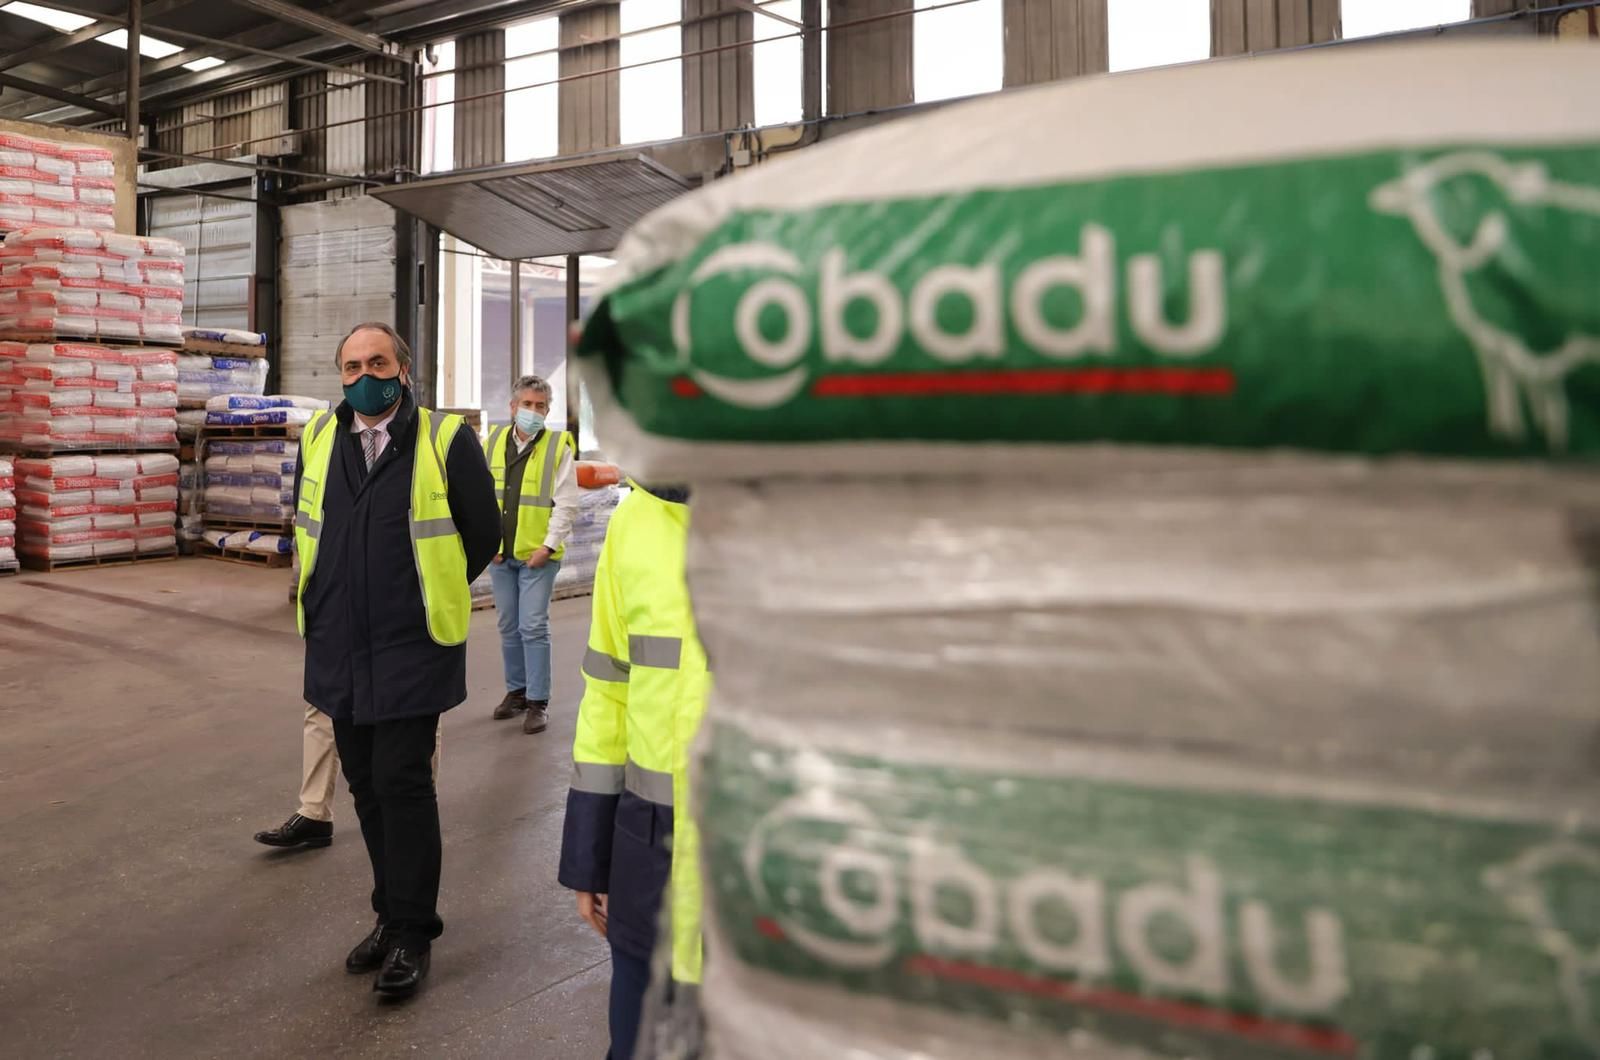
[0,560,610,1059]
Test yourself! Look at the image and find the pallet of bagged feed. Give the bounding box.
[13,452,178,572]
[180,327,267,360]
[199,527,292,568]
[0,453,15,573]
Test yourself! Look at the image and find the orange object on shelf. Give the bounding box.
[576,461,621,488]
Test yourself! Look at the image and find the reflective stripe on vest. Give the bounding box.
[482,424,575,562]
[293,406,472,645]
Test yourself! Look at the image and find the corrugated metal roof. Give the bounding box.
[370,153,691,259]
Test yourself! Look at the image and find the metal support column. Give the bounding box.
[566,254,581,446]
[126,0,142,146]
[509,259,522,387]
[802,0,822,121]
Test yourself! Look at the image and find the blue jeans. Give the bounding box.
[489,555,561,702]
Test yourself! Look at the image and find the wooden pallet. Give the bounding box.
[201,515,293,533]
[199,423,305,440]
[0,440,180,457]
[200,543,292,568]
[0,565,19,578]
[181,339,268,359]
[19,548,179,573]
[0,333,183,350]
[553,583,594,602]
[471,593,495,612]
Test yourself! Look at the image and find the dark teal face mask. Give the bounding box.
[344,373,405,417]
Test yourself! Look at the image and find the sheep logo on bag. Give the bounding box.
[1371,151,1600,451]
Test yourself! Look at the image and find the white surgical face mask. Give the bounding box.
[515,408,545,434]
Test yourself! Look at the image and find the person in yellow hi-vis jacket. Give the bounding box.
[558,481,708,1060]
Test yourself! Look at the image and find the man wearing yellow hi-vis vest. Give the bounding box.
[294,322,499,1000]
[558,482,709,1060]
[482,374,580,736]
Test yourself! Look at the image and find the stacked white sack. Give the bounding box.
[0,229,184,344]
[0,454,15,569]
[178,355,267,406]
[0,341,179,450]
[203,394,326,428]
[569,41,1600,1060]
[0,132,116,233]
[202,438,298,523]
[14,453,179,562]
[689,461,1600,1060]
[553,484,625,595]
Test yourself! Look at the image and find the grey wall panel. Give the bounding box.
[1212,0,1338,54]
[560,4,622,155]
[828,0,913,113]
[684,0,754,133]
[456,30,507,169]
[292,72,328,195]
[365,58,414,181]
[1003,0,1109,86]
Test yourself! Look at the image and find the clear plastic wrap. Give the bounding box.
[688,457,1600,1060]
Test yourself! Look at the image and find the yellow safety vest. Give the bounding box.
[482,424,577,562]
[572,483,710,983]
[294,406,472,646]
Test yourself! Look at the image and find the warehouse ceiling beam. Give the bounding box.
[221,0,400,57]
[0,0,192,73]
[148,24,407,83]
[724,0,802,29]
[0,0,378,121]
[0,69,124,118]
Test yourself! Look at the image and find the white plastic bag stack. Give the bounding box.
[202,527,290,555]
[0,341,179,450]
[177,355,268,407]
[14,453,179,563]
[203,394,326,428]
[0,132,116,234]
[0,229,184,344]
[0,454,16,570]
[553,483,625,596]
[572,41,1600,1060]
[202,438,298,523]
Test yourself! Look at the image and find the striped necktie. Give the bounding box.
[361,428,380,471]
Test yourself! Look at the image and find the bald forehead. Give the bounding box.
[344,328,398,358]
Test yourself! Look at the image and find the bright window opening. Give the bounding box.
[422,42,456,175]
[753,0,803,126]
[1107,0,1210,73]
[505,17,560,161]
[914,0,1002,103]
[620,0,684,145]
[1341,0,1471,38]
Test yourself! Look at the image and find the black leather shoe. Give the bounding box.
[345,920,392,974]
[492,689,527,720]
[253,813,332,849]
[522,701,549,734]
[375,946,430,997]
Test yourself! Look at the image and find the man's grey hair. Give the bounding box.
[334,321,412,370]
[512,374,553,401]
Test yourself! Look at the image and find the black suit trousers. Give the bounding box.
[333,713,444,948]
